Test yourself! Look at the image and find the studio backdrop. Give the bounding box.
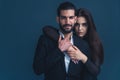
[0,0,120,80]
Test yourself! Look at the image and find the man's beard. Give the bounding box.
[59,24,74,34]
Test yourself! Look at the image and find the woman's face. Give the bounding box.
[75,16,88,37]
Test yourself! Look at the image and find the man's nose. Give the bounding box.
[65,18,70,24]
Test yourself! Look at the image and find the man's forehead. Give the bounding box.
[60,9,75,16]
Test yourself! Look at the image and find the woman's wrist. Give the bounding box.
[81,55,88,63]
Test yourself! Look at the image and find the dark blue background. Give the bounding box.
[1,0,120,80]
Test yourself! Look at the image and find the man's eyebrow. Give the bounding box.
[70,16,75,17]
[60,16,66,17]
[60,15,75,17]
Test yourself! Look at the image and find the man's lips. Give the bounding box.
[64,25,72,29]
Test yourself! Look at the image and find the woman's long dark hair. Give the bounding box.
[76,8,104,65]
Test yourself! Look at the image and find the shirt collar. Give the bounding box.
[59,30,74,45]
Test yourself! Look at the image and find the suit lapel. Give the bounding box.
[67,35,79,74]
[73,35,80,47]
[61,54,67,74]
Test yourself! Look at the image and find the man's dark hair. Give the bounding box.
[57,1,77,16]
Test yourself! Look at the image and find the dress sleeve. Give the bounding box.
[82,58,101,80]
[84,58,101,76]
[42,25,59,41]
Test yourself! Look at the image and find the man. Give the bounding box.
[33,1,90,80]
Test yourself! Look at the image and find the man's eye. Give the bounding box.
[69,16,74,19]
[60,16,66,19]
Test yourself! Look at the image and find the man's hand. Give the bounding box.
[58,35,72,52]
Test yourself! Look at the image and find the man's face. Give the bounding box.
[57,9,77,34]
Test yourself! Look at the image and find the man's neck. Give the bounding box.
[64,32,72,38]
[59,30,72,39]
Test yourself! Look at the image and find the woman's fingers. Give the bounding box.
[72,45,78,50]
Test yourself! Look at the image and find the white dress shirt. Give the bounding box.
[59,31,74,73]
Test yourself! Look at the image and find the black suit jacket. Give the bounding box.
[33,33,90,80]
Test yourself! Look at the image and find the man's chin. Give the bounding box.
[62,29,72,34]
[60,26,73,34]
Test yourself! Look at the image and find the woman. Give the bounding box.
[43,8,104,80]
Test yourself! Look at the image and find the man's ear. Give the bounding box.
[56,17,59,23]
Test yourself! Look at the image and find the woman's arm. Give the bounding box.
[42,25,59,41]
[84,57,101,76]
[67,45,101,76]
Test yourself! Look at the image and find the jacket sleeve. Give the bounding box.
[33,35,64,75]
[33,35,47,75]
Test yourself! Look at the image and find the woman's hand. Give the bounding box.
[67,45,88,63]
